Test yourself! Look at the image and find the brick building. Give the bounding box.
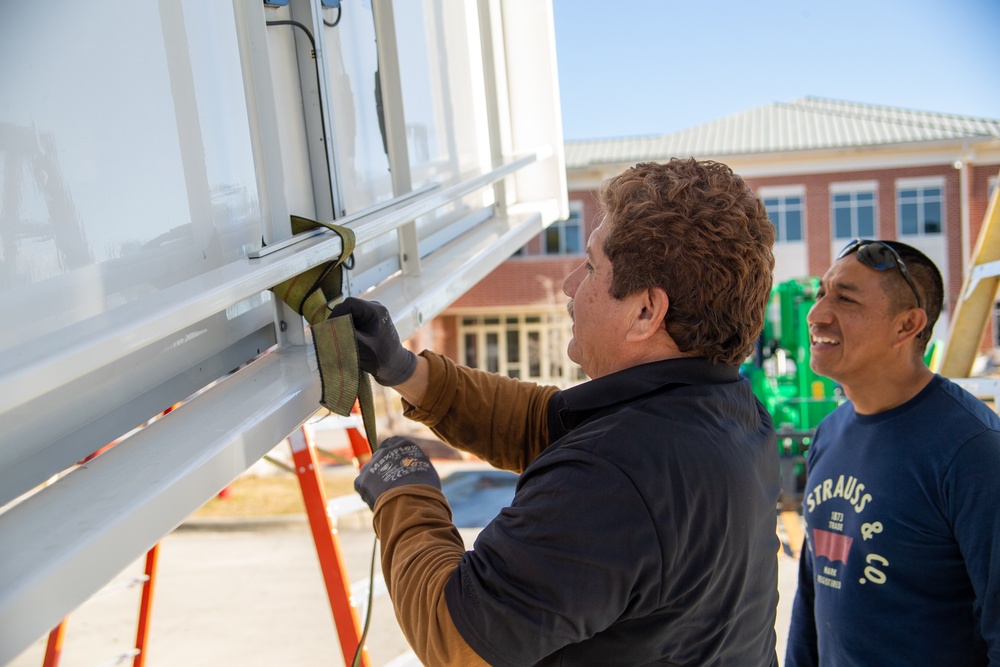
[416,98,1000,385]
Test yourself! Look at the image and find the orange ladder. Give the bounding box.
[42,545,159,667]
[38,406,374,667]
[287,413,374,667]
[41,407,179,667]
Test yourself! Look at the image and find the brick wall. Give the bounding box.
[451,257,582,308]
[450,191,598,309]
[439,161,1000,355]
[743,164,1000,319]
[969,164,1000,245]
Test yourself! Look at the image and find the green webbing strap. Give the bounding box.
[312,317,378,448]
[270,216,378,450]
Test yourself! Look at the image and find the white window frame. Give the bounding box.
[759,185,805,244]
[539,199,585,256]
[830,180,879,243]
[896,176,945,238]
[457,310,585,386]
[516,199,584,257]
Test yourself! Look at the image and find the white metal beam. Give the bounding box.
[0,155,536,498]
[0,343,320,665]
[0,204,546,663]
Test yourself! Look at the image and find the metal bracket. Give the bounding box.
[962,259,1000,301]
[248,228,327,258]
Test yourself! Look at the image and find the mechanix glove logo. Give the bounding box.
[372,444,431,482]
[354,437,440,510]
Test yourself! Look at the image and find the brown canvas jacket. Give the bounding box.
[372,350,559,666]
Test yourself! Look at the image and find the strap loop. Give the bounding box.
[269,217,377,449]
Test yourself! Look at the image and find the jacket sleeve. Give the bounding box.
[372,485,490,667]
[786,430,819,667]
[784,540,818,667]
[401,351,560,472]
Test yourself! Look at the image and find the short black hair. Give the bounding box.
[878,240,944,350]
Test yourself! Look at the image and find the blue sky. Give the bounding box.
[552,0,1000,140]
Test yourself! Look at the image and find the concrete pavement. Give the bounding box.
[9,506,802,667]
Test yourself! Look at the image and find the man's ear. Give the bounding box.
[893,307,928,348]
[628,287,669,341]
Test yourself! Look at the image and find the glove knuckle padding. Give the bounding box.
[331,298,415,386]
[372,444,430,481]
[354,437,440,510]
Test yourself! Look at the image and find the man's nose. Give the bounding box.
[562,264,582,297]
[806,299,829,326]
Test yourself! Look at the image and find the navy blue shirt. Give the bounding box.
[786,375,1000,666]
[445,358,780,666]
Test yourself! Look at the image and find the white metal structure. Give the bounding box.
[0,1,566,661]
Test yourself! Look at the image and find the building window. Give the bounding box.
[517,200,584,256]
[897,184,943,236]
[545,204,584,255]
[993,302,1000,348]
[457,312,586,385]
[831,189,876,240]
[763,195,803,242]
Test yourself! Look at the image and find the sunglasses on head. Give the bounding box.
[836,239,922,309]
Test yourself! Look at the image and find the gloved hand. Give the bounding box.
[328,297,418,386]
[354,436,441,510]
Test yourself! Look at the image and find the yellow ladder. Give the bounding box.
[938,170,1000,378]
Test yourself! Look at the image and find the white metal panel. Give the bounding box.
[262,4,318,220]
[500,0,568,223]
[0,1,264,350]
[0,342,321,665]
[0,199,548,663]
[324,0,396,212]
[0,0,565,659]
[393,0,493,190]
[0,1,274,501]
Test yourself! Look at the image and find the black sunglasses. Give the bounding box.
[836,239,922,309]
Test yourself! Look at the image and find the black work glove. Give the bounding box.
[328,297,418,386]
[354,436,441,510]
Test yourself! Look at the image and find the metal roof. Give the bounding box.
[564,97,1000,169]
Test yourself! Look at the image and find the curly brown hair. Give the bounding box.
[600,158,775,365]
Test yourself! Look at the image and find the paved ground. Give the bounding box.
[9,479,803,667]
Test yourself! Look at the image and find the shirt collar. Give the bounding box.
[557,357,740,431]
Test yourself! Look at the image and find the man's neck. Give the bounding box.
[844,364,935,415]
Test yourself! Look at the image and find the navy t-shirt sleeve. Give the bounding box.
[946,429,1000,663]
[443,450,661,667]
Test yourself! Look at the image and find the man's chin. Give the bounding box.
[809,359,841,386]
[566,340,579,366]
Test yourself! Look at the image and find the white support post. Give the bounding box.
[478,0,516,217]
[370,0,412,199]
[371,0,418,278]
[234,0,304,348]
[288,0,342,221]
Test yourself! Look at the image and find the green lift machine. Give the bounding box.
[741,277,843,509]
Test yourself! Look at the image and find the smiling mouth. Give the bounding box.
[811,335,839,346]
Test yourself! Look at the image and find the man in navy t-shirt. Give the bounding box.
[786,239,1000,666]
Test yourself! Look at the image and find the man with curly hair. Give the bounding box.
[334,158,780,666]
